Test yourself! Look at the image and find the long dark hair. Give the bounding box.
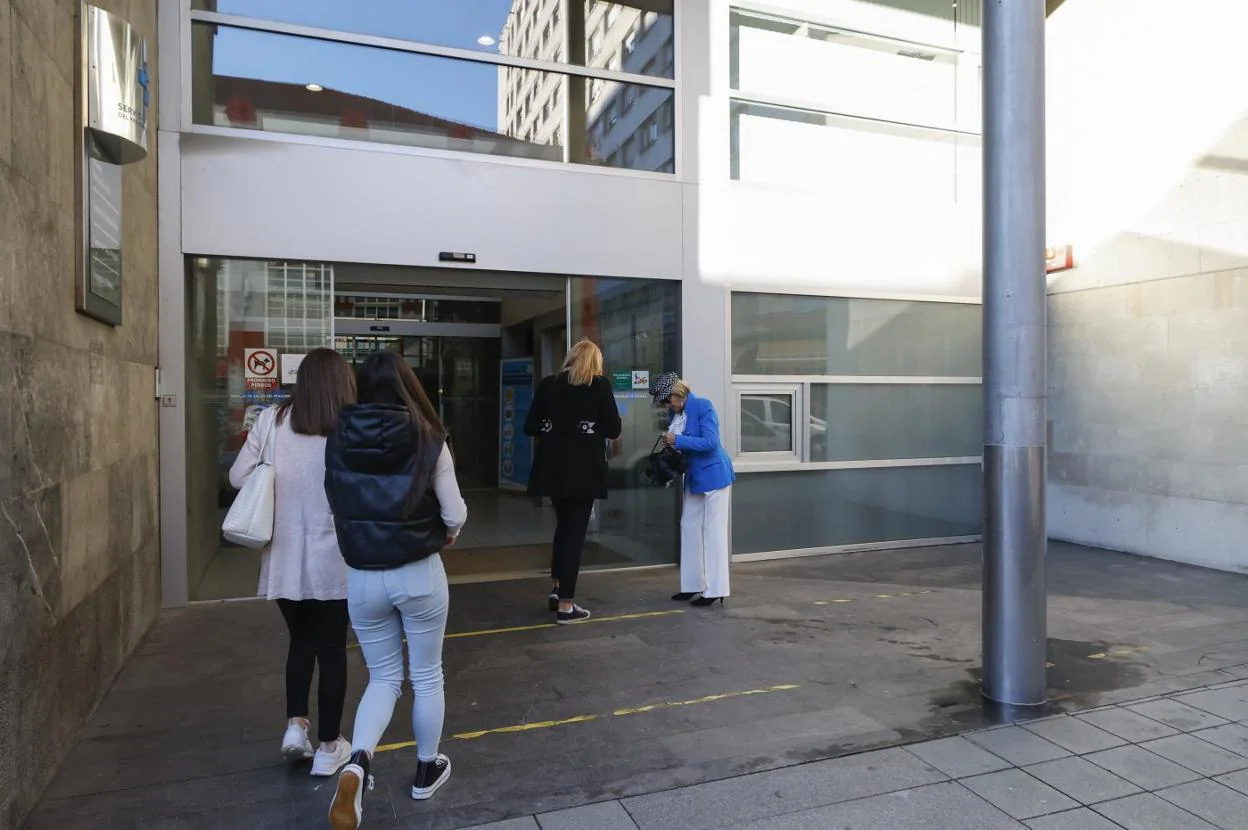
[277,348,356,436]
[355,351,447,512]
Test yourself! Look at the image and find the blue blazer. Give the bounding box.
[671,393,736,495]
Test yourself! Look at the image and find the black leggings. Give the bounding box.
[551,497,595,601]
[276,599,349,743]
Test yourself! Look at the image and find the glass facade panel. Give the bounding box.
[731,293,981,378]
[193,0,675,79]
[192,23,674,172]
[571,278,681,565]
[730,101,976,196]
[731,11,960,128]
[732,465,982,554]
[185,257,334,601]
[740,393,794,454]
[808,384,981,462]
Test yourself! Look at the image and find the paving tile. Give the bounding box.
[1156,779,1248,830]
[1213,768,1248,796]
[1126,699,1230,732]
[1094,793,1219,830]
[905,736,1013,779]
[1024,808,1126,830]
[1075,708,1179,742]
[721,782,1024,829]
[1192,723,1248,756]
[466,819,542,830]
[966,726,1072,766]
[1178,687,1248,722]
[1084,745,1202,790]
[960,769,1079,820]
[1021,717,1127,755]
[537,801,637,830]
[1022,757,1141,805]
[622,747,945,830]
[1138,734,1248,776]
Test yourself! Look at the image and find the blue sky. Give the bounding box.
[209,0,518,129]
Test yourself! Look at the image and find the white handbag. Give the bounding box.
[222,410,277,549]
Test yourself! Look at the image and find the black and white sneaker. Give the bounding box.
[411,754,452,800]
[329,750,373,830]
[556,604,591,625]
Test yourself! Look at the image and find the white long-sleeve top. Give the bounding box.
[431,443,469,539]
[229,406,348,601]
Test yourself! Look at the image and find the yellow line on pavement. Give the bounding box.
[374,683,801,754]
[814,590,933,606]
[447,609,684,640]
[614,684,801,716]
[348,609,684,651]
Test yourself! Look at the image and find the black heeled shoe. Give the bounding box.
[690,596,724,607]
[672,592,699,601]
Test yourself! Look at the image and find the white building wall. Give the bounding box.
[1044,0,1248,573]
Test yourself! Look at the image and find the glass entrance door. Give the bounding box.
[334,335,502,490]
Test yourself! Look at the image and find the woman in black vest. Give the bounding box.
[325,351,468,830]
[525,339,622,623]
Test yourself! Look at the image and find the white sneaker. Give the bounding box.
[311,738,353,777]
[281,720,314,762]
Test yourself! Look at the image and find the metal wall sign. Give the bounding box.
[85,3,149,162]
[76,3,151,326]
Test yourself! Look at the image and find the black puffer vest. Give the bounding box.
[324,404,446,571]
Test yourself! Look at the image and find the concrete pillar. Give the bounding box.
[981,0,1048,707]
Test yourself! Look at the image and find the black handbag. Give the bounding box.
[642,434,686,488]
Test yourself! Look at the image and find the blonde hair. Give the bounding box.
[561,338,604,386]
[669,379,691,400]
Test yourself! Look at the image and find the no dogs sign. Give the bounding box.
[244,348,279,391]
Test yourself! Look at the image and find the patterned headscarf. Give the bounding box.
[650,371,680,405]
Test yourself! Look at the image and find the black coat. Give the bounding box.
[324,404,447,571]
[524,374,622,500]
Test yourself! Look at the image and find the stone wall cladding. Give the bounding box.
[0,0,160,826]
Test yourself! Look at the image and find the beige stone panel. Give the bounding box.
[1167,307,1248,352]
[0,168,19,336]
[9,336,92,493]
[57,466,114,616]
[0,0,12,169]
[10,13,52,191]
[11,0,55,68]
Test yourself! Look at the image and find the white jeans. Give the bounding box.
[346,555,449,760]
[680,486,731,598]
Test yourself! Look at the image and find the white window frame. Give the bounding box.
[734,383,803,466]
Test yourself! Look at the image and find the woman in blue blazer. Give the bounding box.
[651,372,736,606]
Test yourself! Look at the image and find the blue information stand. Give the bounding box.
[498,358,534,491]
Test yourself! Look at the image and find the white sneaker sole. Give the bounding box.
[329,766,365,830]
[282,744,314,762]
[410,758,452,801]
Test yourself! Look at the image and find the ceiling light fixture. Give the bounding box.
[477,35,496,46]
[305,83,324,92]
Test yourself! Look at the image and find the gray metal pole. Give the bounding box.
[982,0,1048,707]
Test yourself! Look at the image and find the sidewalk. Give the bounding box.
[480,671,1248,829]
[24,542,1248,829]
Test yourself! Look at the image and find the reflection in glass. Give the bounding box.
[334,295,502,324]
[808,384,981,462]
[192,23,675,172]
[571,277,681,566]
[87,139,124,306]
[185,257,334,601]
[731,293,982,378]
[732,464,982,554]
[739,394,793,454]
[192,0,675,79]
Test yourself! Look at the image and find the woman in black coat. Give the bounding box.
[524,338,622,623]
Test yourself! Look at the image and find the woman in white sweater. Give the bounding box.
[229,347,357,777]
